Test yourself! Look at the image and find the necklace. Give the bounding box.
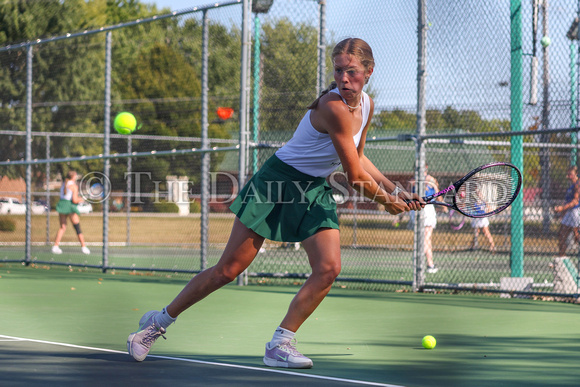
[344,98,361,112]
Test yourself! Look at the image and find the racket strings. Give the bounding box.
[455,165,520,217]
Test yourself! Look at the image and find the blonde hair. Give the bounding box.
[307,38,375,110]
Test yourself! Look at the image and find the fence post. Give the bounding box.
[102,31,112,273]
[510,0,525,277]
[252,15,260,175]
[126,136,132,246]
[317,0,327,96]
[25,44,33,266]
[569,10,578,165]
[539,0,552,235]
[237,0,251,286]
[201,9,210,271]
[45,134,51,244]
[413,0,427,292]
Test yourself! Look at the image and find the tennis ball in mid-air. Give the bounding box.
[540,36,551,48]
[422,335,437,349]
[114,112,137,135]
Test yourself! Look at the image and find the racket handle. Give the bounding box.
[404,196,431,204]
[423,194,436,203]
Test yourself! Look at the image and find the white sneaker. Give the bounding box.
[293,243,300,251]
[52,245,62,254]
[127,310,166,362]
[426,266,438,274]
[263,339,313,369]
[81,246,90,255]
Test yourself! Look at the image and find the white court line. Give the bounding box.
[0,334,404,387]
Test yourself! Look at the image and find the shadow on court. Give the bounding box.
[0,338,369,387]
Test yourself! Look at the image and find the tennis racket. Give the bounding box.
[408,162,522,218]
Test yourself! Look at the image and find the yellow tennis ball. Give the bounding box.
[422,335,436,349]
[540,36,551,48]
[114,112,137,135]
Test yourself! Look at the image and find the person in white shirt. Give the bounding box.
[127,38,424,368]
[52,170,90,255]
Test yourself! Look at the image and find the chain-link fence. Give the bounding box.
[1,1,579,301]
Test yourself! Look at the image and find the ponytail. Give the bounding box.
[307,81,337,110]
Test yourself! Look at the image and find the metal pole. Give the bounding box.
[102,31,112,272]
[540,0,551,235]
[571,41,577,166]
[25,44,33,266]
[352,199,358,247]
[252,15,260,174]
[45,134,50,244]
[578,0,580,134]
[510,0,524,277]
[201,10,210,271]
[413,0,427,292]
[317,0,327,96]
[237,0,251,286]
[577,0,580,305]
[126,136,132,246]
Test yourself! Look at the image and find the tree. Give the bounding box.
[259,19,321,132]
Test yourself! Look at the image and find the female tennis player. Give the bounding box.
[127,38,424,368]
[554,166,580,257]
[52,170,90,255]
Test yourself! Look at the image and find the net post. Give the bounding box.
[510,0,524,277]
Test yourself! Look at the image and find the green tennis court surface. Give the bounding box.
[0,263,578,386]
[1,245,560,286]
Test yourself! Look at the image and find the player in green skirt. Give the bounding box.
[127,38,424,368]
[52,170,90,255]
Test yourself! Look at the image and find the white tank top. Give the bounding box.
[60,180,75,200]
[275,89,370,177]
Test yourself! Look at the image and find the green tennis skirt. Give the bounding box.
[56,199,80,215]
[229,154,339,242]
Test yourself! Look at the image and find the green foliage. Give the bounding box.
[152,200,178,213]
[0,0,241,201]
[189,200,201,213]
[374,106,511,134]
[260,19,322,131]
[0,216,16,232]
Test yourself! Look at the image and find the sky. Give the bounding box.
[142,0,420,109]
[141,0,578,126]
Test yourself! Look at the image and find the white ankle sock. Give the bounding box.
[269,326,295,347]
[155,307,176,329]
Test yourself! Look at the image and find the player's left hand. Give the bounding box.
[400,192,425,211]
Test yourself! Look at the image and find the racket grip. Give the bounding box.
[404,196,429,204]
[422,194,435,203]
